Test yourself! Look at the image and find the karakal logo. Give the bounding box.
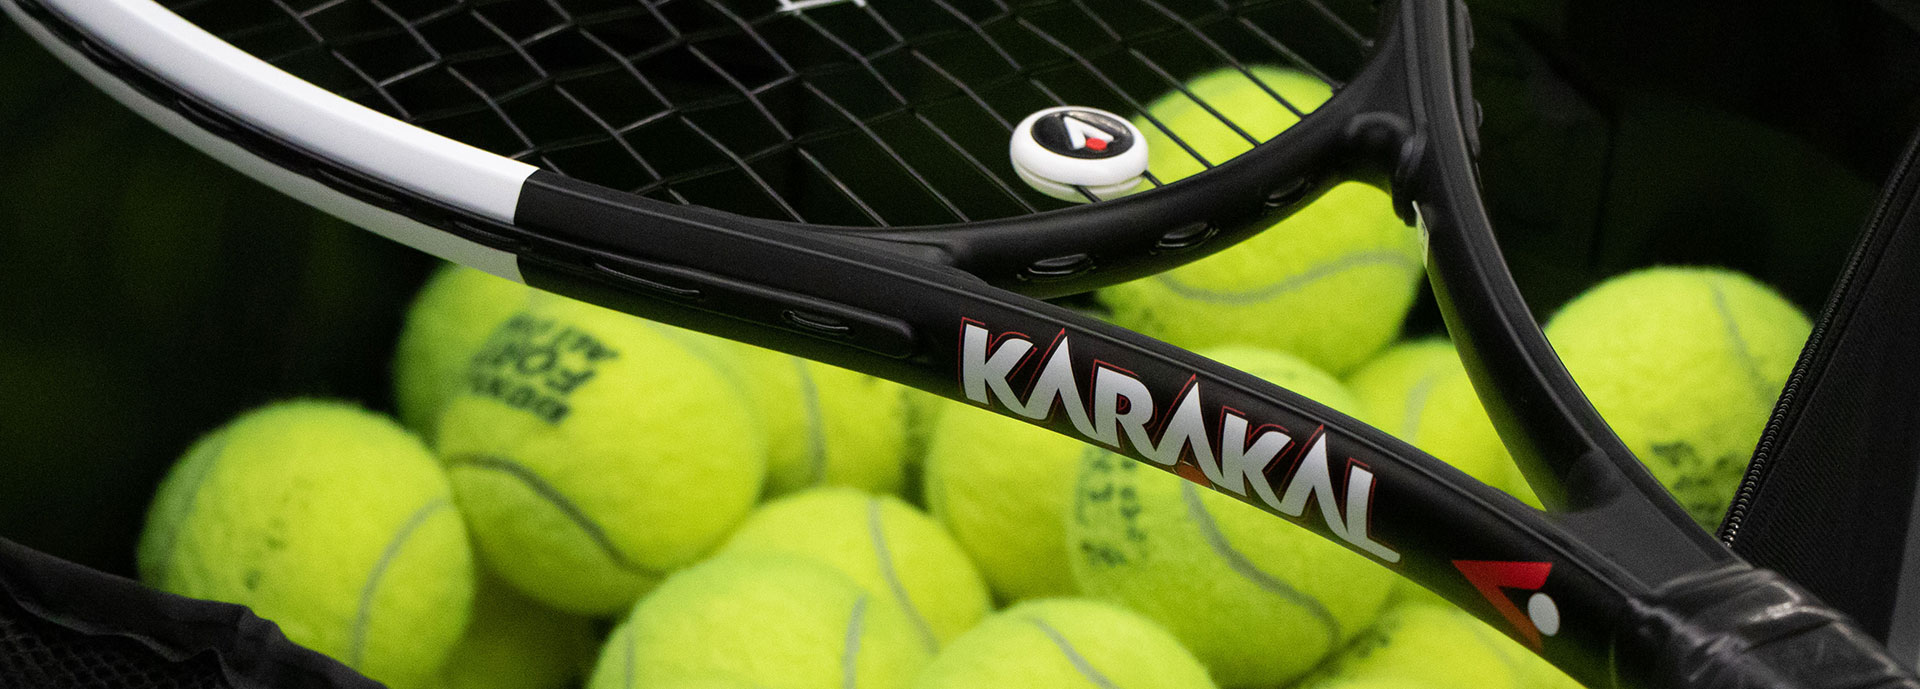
[1030,110,1134,159]
[958,319,1398,563]
[1453,560,1561,649]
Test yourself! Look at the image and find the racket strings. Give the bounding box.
[158,0,1374,226]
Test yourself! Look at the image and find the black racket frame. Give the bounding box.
[12,0,1920,686]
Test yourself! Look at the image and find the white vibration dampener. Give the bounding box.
[1009,106,1149,203]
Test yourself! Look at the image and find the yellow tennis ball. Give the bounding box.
[1300,605,1527,689]
[921,399,1089,602]
[138,400,474,689]
[1465,606,1588,689]
[1101,67,1423,375]
[393,264,534,441]
[1346,338,1539,506]
[1304,680,1420,689]
[718,487,990,650]
[734,346,914,496]
[896,385,951,505]
[430,573,599,689]
[912,598,1216,689]
[1544,267,1811,529]
[437,298,769,616]
[1137,66,1332,181]
[1067,346,1398,689]
[1390,591,1586,689]
[636,679,760,689]
[585,555,932,689]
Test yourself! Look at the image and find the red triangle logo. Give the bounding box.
[1062,115,1115,152]
[1452,560,1553,649]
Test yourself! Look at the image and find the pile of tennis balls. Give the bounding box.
[132,65,1812,689]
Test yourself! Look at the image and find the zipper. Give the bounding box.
[1718,130,1920,547]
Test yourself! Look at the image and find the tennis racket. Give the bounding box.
[6,0,1914,686]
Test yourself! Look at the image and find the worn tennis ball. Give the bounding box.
[1300,605,1526,689]
[438,298,768,616]
[1346,338,1539,506]
[921,399,1090,602]
[1068,346,1397,689]
[394,263,534,442]
[1544,267,1811,529]
[718,487,990,650]
[138,400,474,689]
[912,598,1217,689]
[1102,67,1423,374]
[430,573,599,689]
[734,346,914,496]
[585,554,932,689]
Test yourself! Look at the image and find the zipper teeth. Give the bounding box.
[1718,137,1920,547]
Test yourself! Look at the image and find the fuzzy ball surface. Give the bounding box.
[139,399,475,689]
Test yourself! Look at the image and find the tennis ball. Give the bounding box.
[921,400,1090,602]
[1136,66,1332,181]
[1346,338,1539,506]
[639,680,760,689]
[1300,605,1526,689]
[1302,681,1413,689]
[431,573,598,689]
[896,385,950,505]
[1388,594,1586,689]
[734,346,914,496]
[585,554,931,689]
[394,263,534,441]
[1544,267,1810,529]
[138,400,474,689]
[1474,613,1588,689]
[437,298,769,616]
[1068,346,1397,689]
[912,598,1216,689]
[718,487,990,650]
[1101,67,1423,375]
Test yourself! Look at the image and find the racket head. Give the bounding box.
[11,0,1451,295]
[151,0,1383,221]
[2,1,1767,686]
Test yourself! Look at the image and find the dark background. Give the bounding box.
[1,0,1917,577]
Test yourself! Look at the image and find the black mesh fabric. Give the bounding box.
[152,0,1376,226]
[0,538,382,689]
[1720,128,1920,645]
[0,595,229,689]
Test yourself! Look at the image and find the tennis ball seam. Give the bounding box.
[1181,481,1343,648]
[613,625,635,689]
[863,498,938,651]
[349,497,453,666]
[1151,248,1421,304]
[796,358,829,486]
[445,453,647,573]
[648,323,755,400]
[142,431,231,584]
[1028,617,1122,689]
[842,594,872,689]
[1706,278,1773,398]
[1399,370,1445,440]
[1460,614,1529,680]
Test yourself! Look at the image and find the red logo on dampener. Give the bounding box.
[1453,560,1559,649]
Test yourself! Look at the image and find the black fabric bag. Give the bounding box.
[0,538,377,689]
[1719,125,1920,665]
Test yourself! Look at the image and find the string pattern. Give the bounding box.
[162,0,1374,226]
